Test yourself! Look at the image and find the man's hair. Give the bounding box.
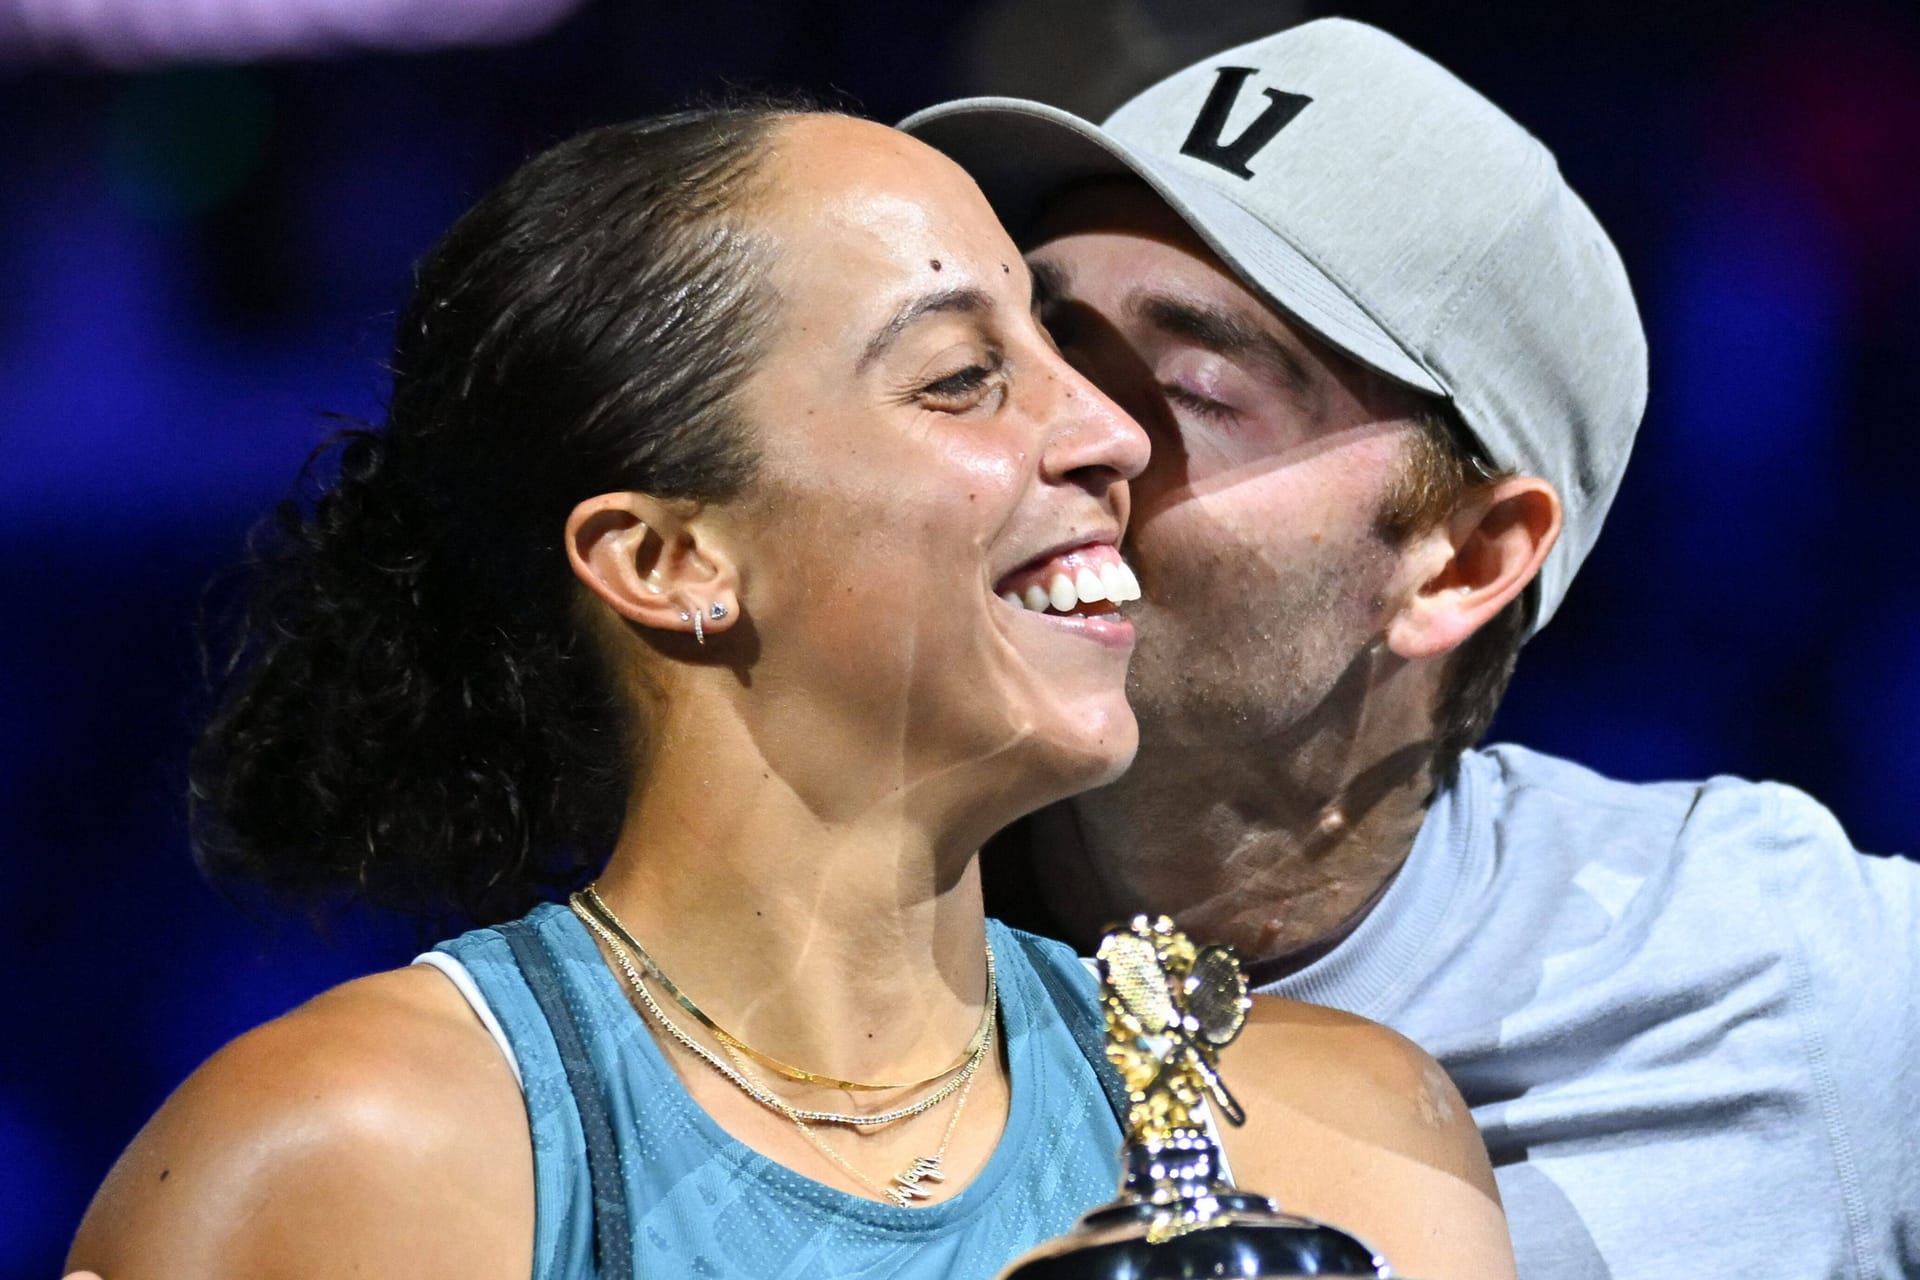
[1375,398,1535,786]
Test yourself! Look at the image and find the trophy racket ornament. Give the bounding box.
[998,915,1397,1279]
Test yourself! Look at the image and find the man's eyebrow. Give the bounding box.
[1027,258,1067,311]
[857,286,995,373]
[1130,292,1315,402]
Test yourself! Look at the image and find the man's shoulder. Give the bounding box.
[1435,743,1920,1010]
[1443,748,1920,1271]
[1461,742,1899,878]
[1469,741,1751,821]
[1456,742,1920,1059]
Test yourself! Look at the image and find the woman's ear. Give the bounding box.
[1386,476,1561,661]
[564,493,741,642]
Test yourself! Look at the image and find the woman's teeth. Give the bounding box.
[999,561,1143,615]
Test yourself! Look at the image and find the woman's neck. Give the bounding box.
[590,723,999,1086]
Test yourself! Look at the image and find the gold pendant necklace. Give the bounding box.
[580,885,995,1092]
[570,893,997,1129]
[719,1028,985,1207]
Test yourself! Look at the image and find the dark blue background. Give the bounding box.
[4,1,1917,1272]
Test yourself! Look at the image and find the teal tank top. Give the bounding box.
[435,904,1124,1279]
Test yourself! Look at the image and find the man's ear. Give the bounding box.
[564,492,741,641]
[1385,476,1561,661]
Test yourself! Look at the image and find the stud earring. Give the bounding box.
[710,602,728,621]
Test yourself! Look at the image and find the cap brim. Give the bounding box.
[901,96,1443,397]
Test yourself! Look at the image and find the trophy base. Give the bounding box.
[999,1193,1393,1279]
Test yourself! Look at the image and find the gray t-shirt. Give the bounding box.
[1263,744,1918,1279]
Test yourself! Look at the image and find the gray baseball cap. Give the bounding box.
[901,17,1648,635]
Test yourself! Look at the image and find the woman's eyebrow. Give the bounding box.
[857,286,994,372]
[1131,292,1315,402]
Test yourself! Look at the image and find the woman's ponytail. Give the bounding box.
[190,103,799,923]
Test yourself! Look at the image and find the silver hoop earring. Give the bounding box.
[693,608,705,646]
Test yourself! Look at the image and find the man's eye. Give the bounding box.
[1163,383,1237,421]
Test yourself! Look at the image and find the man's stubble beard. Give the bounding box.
[1050,523,1425,957]
[1122,530,1395,771]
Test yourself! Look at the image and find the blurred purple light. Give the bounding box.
[1713,14,1920,293]
[0,0,587,66]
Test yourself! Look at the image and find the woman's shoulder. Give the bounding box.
[1220,995,1515,1280]
[1236,995,1494,1190]
[67,965,532,1280]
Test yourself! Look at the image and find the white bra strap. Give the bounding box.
[413,951,525,1090]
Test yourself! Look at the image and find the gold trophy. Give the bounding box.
[999,915,1396,1279]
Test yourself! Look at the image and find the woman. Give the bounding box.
[66,104,1514,1279]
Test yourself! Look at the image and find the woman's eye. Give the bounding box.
[1163,383,1237,421]
[919,362,1004,411]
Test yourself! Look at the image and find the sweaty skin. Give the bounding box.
[69,111,1146,1280]
[67,128,1516,1280]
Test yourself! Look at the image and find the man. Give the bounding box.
[905,19,1919,1279]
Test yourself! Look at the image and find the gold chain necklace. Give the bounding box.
[720,1022,986,1207]
[569,893,996,1128]
[578,885,995,1092]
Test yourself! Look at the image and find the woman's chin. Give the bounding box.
[1015,699,1140,807]
[917,686,1138,835]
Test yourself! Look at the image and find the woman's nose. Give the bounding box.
[1038,359,1151,487]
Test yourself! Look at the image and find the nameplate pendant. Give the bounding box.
[888,1155,946,1206]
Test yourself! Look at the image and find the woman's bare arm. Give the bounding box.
[1218,996,1515,1280]
[67,967,533,1280]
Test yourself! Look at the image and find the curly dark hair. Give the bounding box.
[191,104,807,925]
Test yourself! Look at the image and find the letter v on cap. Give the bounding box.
[1178,67,1312,179]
